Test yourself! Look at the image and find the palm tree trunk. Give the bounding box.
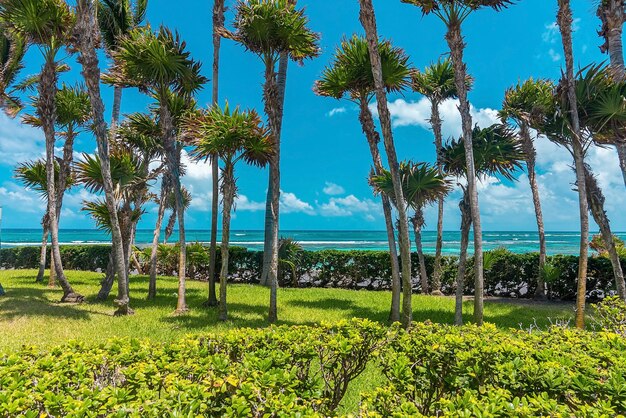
[455,188,472,325]
[48,250,56,288]
[163,209,176,244]
[75,0,131,315]
[148,183,167,300]
[446,23,484,325]
[206,0,225,308]
[617,143,626,188]
[39,55,82,302]
[583,165,626,300]
[97,252,115,300]
[218,163,235,322]
[111,85,122,126]
[431,100,445,295]
[359,0,413,328]
[358,97,401,322]
[411,210,429,294]
[558,0,589,329]
[37,215,49,283]
[519,123,547,298]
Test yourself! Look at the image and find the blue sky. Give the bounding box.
[1,0,625,231]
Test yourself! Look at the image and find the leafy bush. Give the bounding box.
[592,296,626,336]
[359,323,626,417]
[1,244,625,301]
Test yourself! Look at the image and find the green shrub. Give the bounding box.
[592,296,626,336]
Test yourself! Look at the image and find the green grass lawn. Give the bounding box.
[0,269,579,414]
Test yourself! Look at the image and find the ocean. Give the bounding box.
[1,229,623,255]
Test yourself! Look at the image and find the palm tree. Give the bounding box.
[442,124,524,324]
[371,162,452,295]
[223,0,319,323]
[556,0,589,329]
[0,28,25,117]
[163,187,192,244]
[106,25,207,313]
[188,103,273,322]
[411,58,471,295]
[500,79,554,299]
[1,0,84,302]
[97,0,148,127]
[315,34,412,322]
[595,0,626,186]
[358,0,414,327]
[73,0,134,315]
[401,0,514,325]
[206,0,226,308]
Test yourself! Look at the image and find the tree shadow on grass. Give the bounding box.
[0,287,94,320]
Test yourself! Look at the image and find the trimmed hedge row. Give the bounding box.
[1,319,626,417]
[1,244,625,300]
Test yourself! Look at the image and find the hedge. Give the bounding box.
[1,319,626,417]
[1,244,625,301]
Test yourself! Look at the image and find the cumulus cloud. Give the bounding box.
[327,107,346,117]
[179,150,214,211]
[322,182,345,196]
[0,113,45,166]
[235,194,265,212]
[373,97,500,138]
[317,194,380,221]
[281,191,316,215]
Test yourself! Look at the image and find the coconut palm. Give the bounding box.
[442,124,524,324]
[106,24,207,313]
[371,162,452,295]
[358,0,414,328]
[315,34,412,322]
[500,78,554,299]
[223,0,319,323]
[595,0,626,186]
[188,103,273,322]
[97,0,148,127]
[411,58,471,295]
[555,0,590,328]
[73,0,134,315]
[401,0,515,326]
[0,0,84,302]
[163,187,192,244]
[0,28,25,117]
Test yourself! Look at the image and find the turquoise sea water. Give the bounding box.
[1,229,624,255]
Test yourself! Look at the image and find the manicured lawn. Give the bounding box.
[0,269,580,413]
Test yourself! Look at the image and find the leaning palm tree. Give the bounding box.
[188,103,273,322]
[223,0,319,323]
[411,58,471,295]
[371,162,452,295]
[1,0,83,302]
[0,28,25,117]
[358,0,414,328]
[163,187,192,244]
[315,34,411,322]
[556,0,590,329]
[106,25,207,314]
[500,78,554,299]
[595,0,626,186]
[442,124,524,325]
[97,0,148,127]
[401,0,515,326]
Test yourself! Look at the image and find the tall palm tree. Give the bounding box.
[163,187,192,244]
[557,0,589,329]
[1,0,83,302]
[401,0,514,325]
[206,0,226,308]
[73,0,134,315]
[223,0,319,323]
[371,162,452,295]
[106,25,206,313]
[188,103,273,321]
[97,0,148,127]
[500,78,554,299]
[411,58,471,295]
[315,34,412,322]
[358,0,414,327]
[442,124,524,324]
[0,28,25,117]
[595,0,626,186]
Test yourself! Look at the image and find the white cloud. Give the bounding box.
[317,194,380,221]
[0,113,45,166]
[281,191,315,215]
[548,48,562,62]
[327,107,346,117]
[235,194,265,212]
[375,97,500,138]
[322,182,345,196]
[179,150,214,211]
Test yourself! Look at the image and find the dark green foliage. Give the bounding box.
[1,245,624,300]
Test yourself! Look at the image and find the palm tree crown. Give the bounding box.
[97,0,148,53]
[411,58,471,104]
